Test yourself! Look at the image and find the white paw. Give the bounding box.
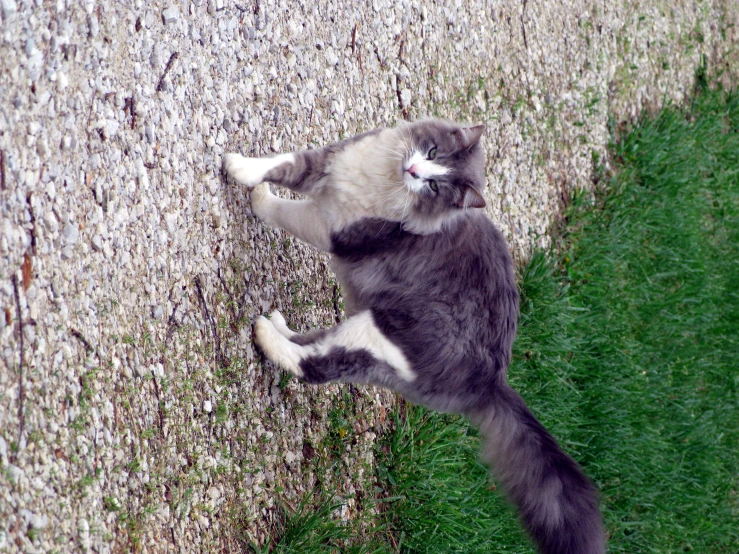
[269,310,295,338]
[222,153,264,189]
[254,314,273,342]
[250,182,273,213]
[223,152,296,189]
[268,309,287,328]
[254,316,303,377]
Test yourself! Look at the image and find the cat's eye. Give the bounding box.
[427,146,437,160]
[427,180,438,192]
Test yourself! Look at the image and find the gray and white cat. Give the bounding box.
[223,120,605,554]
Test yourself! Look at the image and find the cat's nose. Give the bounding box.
[406,164,419,178]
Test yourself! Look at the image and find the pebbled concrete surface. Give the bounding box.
[0,0,736,551]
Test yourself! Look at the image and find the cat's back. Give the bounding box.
[332,211,518,335]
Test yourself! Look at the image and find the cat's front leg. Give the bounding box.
[223,147,328,195]
[222,153,296,189]
[249,183,332,251]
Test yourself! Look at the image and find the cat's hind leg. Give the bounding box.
[253,310,416,386]
[253,315,305,377]
[267,310,296,338]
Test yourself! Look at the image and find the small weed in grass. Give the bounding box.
[140,427,157,440]
[215,401,229,423]
[127,458,142,473]
[76,474,97,491]
[242,493,389,554]
[104,496,121,512]
[322,388,355,460]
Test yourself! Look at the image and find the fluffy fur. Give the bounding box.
[223,119,605,554]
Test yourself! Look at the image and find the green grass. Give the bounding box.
[375,85,739,552]
[562,85,739,552]
[375,406,529,552]
[244,493,390,554]
[254,85,739,552]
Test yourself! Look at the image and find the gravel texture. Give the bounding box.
[1,0,737,551]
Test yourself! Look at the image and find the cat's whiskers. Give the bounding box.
[374,178,405,190]
[374,146,407,167]
[374,143,404,156]
[397,126,414,160]
[366,177,414,239]
[374,192,404,204]
[386,186,413,221]
[398,189,412,228]
[371,187,404,202]
[372,198,407,239]
[375,150,404,163]
[391,126,410,158]
[368,183,409,213]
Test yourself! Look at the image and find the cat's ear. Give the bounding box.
[453,125,485,150]
[457,186,486,209]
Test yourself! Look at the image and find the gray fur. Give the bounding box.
[224,119,605,554]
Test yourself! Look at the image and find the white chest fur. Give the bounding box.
[318,129,410,231]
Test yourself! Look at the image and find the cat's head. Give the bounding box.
[395,120,487,233]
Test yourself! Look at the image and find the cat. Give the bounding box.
[223,119,605,554]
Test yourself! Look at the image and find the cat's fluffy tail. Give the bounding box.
[471,385,605,554]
